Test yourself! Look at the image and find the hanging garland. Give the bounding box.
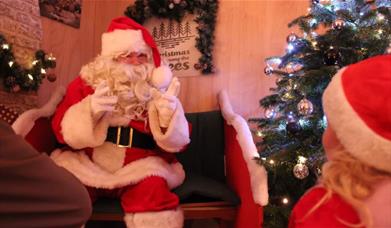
[125,0,218,74]
[0,34,56,92]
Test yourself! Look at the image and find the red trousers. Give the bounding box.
[87,176,179,213]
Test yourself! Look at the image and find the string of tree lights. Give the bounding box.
[249,0,391,227]
[0,34,57,92]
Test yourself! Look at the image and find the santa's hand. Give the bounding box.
[166,77,180,97]
[152,78,180,128]
[90,82,118,119]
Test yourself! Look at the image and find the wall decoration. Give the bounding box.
[0,0,56,112]
[143,14,201,77]
[39,0,82,28]
[0,34,57,92]
[125,0,218,75]
[0,0,43,67]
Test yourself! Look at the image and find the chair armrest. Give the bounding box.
[24,117,58,154]
[12,86,65,137]
[12,86,65,153]
[219,90,268,206]
[224,123,263,227]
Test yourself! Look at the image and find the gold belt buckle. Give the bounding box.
[116,126,133,148]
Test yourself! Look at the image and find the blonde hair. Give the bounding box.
[306,148,390,227]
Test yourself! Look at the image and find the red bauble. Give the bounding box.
[47,73,57,82]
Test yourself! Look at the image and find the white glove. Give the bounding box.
[152,77,180,128]
[90,81,118,120]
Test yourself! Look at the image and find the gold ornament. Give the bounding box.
[282,92,294,101]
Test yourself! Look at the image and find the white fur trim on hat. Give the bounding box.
[151,65,173,89]
[219,90,269,206]
[323,68,391,173]
[101,29,150,57]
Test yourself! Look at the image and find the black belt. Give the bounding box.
[106,126,156,149]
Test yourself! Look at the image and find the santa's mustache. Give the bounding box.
[80,56,156,121]
[113,62,155,101]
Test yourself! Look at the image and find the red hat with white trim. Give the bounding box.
[101,17,172,89]
[322,55,391,173]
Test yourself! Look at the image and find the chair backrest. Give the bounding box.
[179,110,226,183]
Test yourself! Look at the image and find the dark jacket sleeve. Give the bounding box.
[0,120,92,227]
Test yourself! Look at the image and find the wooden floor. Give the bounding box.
[187,219,219,228]
[87,201,235,228]
[86,219,218,228]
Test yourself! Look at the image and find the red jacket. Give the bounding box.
[289,187,363,228]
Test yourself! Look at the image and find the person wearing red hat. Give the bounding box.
[50,17,190,227]
[289,55,391,228]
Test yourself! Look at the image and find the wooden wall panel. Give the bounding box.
[39,0,308,118]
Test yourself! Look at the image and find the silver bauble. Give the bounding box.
[169,3,175,9]
[286,33,298,43]
[297,98,314,115]
[293,163,309,179]
[332,19,345,30]
[264,66,273,76]
[265,107,277,119]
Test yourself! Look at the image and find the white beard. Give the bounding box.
[80,55,155,125]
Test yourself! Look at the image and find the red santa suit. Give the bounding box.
[50,17,190,228]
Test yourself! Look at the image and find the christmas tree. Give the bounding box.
[249,0,391,227]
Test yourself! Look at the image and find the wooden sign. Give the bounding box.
[144,14,201,77]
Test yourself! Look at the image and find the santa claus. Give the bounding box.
[50,17,190,227]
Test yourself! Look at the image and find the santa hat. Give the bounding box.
[322,55,391,173]
[101,17,172,89]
